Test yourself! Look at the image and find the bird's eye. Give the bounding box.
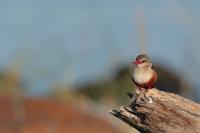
[141,60,146,63]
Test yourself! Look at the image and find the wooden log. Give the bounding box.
[109,88,200,133]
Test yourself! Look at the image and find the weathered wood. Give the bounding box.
[109,88,200,133]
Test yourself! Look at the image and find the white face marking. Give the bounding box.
[133,67,153,84]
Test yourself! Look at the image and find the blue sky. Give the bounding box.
[0,0,200,96]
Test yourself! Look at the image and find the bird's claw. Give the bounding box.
[148,97,153,103]
[144,95,153,103]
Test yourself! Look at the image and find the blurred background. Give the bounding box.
[0,0,200,133]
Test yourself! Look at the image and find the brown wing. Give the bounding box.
[146,71,157,89]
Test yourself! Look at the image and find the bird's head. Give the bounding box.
[133,54,152,68]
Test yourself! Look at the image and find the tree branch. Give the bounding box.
[109,89,200,133]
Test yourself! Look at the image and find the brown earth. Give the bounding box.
[0,97,118,133]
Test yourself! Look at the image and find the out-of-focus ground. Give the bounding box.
[0,97,121,133]
[0,68,139,133]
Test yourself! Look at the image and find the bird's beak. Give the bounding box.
[133,60,141,65]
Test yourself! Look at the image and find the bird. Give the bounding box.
[131,54,157,103]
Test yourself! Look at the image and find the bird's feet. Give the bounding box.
[135,87,153,103]
[144,91,153,103]
[144,95,153,103]
[147,97,153,103]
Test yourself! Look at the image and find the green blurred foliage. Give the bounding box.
[77,66,135,104]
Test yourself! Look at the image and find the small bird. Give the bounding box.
[131,54,157,103]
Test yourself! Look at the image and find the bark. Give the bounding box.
[109,88,200,133]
